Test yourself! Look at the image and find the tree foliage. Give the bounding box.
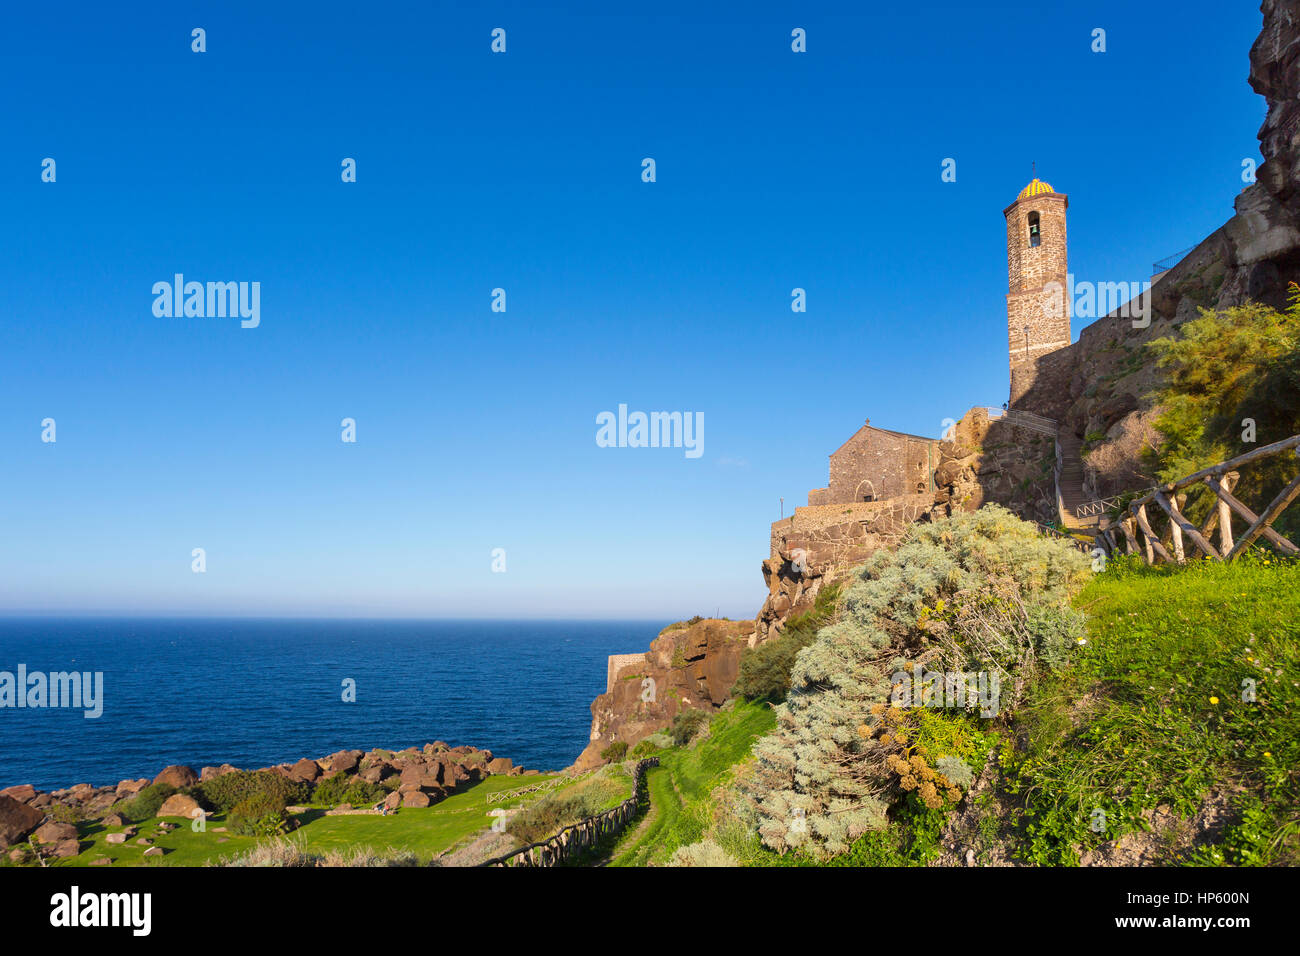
[1145,286,1300,534]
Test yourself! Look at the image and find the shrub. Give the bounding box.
[630,733,671,758]
[221,837,420,867]
[668,840,738,867]
[506,772,627,844]
[115,784,176,823]
[733,584,841,701]
[599,740,628,762]
[311,773,385,808]
[198,770,311,814]
[228,792,294,837]
[1145,287,1300,537]
[669,709,708,746]
[738,506,1090,859]
[664,615,705,632]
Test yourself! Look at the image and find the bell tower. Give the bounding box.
[1005,175,1070,406]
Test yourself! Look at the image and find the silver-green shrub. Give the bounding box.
[739,506,1090,859]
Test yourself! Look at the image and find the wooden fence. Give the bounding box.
[1095,434,1300,564]
[479,758,658,867]
[485,768,597,805]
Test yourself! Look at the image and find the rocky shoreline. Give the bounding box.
[0,741,541,859]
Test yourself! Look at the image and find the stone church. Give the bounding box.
[806,177,1071,509]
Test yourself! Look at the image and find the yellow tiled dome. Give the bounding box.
[1017,178,1056,200]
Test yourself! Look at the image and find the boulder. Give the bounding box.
[0,785,36,803]
[383,791,401,810]
[328,751,360,774]
[32,821,78,844]
[90,857,112,866]
[50,839,82,858]
[156,794,202,819]
[287,758,321,783]
[105,831,133,845]
[199,764,238,782]
[401,791,430,809]
[100,813,126,828]
[487,757,514,775]
[0,794,44,848]
[115,778,149,798]
[359,762,393,783]
[143,846,164,857]
[153,765,198,788]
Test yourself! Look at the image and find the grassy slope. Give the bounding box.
[1008,554,1300,865]
[41,772,569,867]
[608,700,775,867]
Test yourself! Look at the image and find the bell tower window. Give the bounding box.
[1028,212,1041,248]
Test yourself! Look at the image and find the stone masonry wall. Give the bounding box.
[825,424,939,504]
[1007,192,1071,406]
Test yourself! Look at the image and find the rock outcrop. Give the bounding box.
[573,618,752,771]
[0,739,535,832]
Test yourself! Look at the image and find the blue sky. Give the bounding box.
[0,1,1266,618]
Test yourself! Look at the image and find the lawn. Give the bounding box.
[1007,552,1300,865]
[607,700,775,867]
[45,772,568,867]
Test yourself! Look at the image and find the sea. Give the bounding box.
[0,618,663,792]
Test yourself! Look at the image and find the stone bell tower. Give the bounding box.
[1005,176,1070,406]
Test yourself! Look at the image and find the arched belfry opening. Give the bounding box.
[1027,211,1042,247]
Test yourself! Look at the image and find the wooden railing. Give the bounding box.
[1105,435,1300,564]
[479,758,658,867]
[485,768,597,805]
[1076,494,1125,518]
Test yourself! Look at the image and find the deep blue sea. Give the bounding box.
[0,618,662,791]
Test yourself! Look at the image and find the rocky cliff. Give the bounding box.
[573,617,752,771]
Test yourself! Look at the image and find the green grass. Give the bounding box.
[30,773,568,867]
[1006,552,1300,865]
[607,700,775,867]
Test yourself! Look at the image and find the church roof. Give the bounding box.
[1017,177,1056,200]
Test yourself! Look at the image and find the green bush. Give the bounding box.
[228,792,294,837]
[599,741,628,762]
[733,584,841,701]
[197,770,311,813]
[669,709,708,746]
[506,773,627,845]
[311,773,386,808]
[115,784,177,823]
[630,733,671,758]
[1145,288,1300,538]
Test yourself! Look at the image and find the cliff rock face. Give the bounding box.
[1252,0,1300,219]
[928,409,1059,524]
[572,618,752,771]
[1017,1,1300,498]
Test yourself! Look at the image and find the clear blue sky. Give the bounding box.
[0,0,1266,618]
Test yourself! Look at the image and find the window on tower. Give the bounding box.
[1028,212,1042,248]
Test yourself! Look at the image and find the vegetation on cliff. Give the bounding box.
[1145,284,1300,534]
[735,508,1090,859]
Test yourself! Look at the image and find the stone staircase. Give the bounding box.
[1056,433,1098,530]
